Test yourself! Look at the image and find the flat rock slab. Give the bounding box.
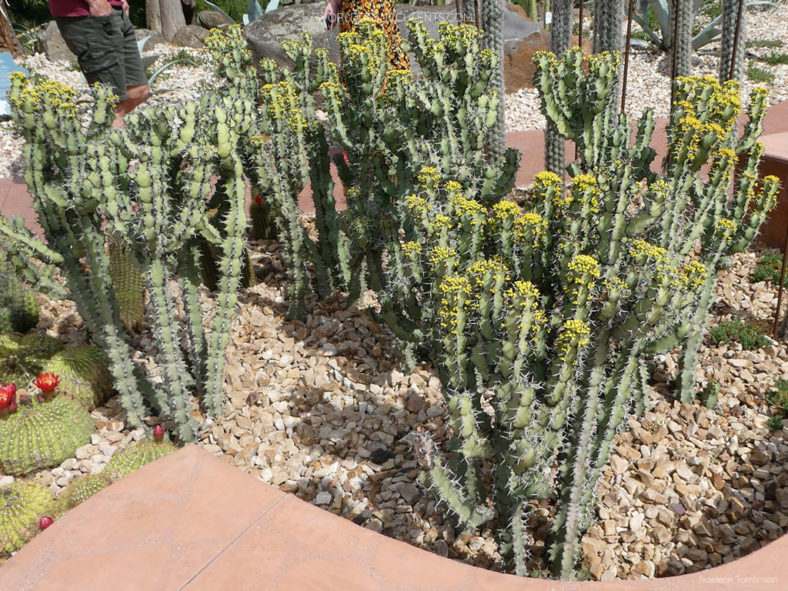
[2,445,786,590]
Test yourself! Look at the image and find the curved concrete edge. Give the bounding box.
[1,445,785,591]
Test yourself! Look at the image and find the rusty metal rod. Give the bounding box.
[474,0,481,29]
[578,0,583,50]
[774,225,788,337]
[621,0,636,113]
[729,0,746,81]
[456,0,463,24]
[669,0,680,112]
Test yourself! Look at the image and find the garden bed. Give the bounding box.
[4,236,786,580]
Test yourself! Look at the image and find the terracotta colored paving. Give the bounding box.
[2,446,786,591]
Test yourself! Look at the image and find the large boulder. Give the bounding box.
[198,10,233,30]
[245,3,340,68]
[245,3,548,91]
[171,24,211,48]
[501,4,549,92]
[38,21,76,63]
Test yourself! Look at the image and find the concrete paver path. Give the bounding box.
[1,446,786,591]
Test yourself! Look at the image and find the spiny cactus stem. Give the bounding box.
[178,244,208,397]
[551,331,610,578]
[147,257,197,442]
[205,153,247,416]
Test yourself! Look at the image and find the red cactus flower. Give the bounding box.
[0,383,15,409]
[7,402,17,414]
[153,425,164,442]
[34,373,60,395]
[39,516,53,530]
[253,194,262,204]
[341,151,349,165]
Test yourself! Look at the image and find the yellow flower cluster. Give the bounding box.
[674,76,741,133]
[556,319,591,356]
[433,214,453,229]
[249,134,271,147]
[534,170,562,187]
[628,239,668,262]
[679,261,707,291]
[714,148,736,161]
[572,174,598,192]
[260,81,299,122]
[479,49,496,62]
[513,212,546,245]
[417,166,441,186]
[492,201,520,220]
[571,174,600,212]
[603,277,627,293]
[439,22,482,48]
[567,254,601,285]
[10,77,81,118]
[467,259,509,290]
[437,275,471,333]
[405,194,428,213]
[505,280,546,331]
[444,180,463,193]
[507,280,540,302]
[401,241,422,257]
[429,246,457,265]
[715,217,736,236]
[451,195,486,219]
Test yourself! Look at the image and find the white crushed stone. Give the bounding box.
[505,4,788,131]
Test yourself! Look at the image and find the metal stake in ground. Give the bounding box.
[621,0,636,114]
[669,0,681,110]
[773,222,788,337]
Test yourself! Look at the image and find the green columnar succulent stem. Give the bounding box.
[205,150,247,416]
[481,0,506,163]
[147,257,196,442]
[719,0,746,82]
[178,243,208,399]
[592,0,624,54]
[674,0,693,77]
[306,124,342,296]
[545,0,572,173]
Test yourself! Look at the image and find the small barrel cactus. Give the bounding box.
[104,441,178,481]
[1,480,54,554]
[108,236,146,332]
[54,474,112,516]
[0,396,95,476]
[0,275,39,334]
[0,334,63,387]
[43,345,114,410]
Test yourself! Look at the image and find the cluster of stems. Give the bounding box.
[4,69,250,442]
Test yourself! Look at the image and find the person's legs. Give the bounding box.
[116,9,149,118]
[55,9,149,126]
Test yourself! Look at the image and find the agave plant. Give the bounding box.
[202,0,269,25]
[632,0,773,52]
